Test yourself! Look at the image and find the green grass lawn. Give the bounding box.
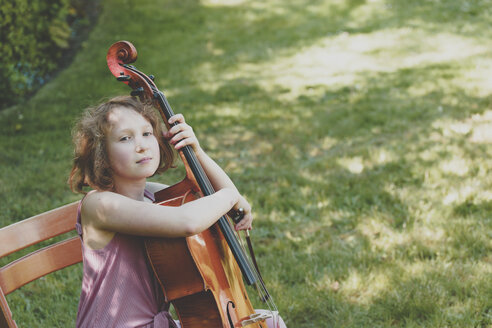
[1,0,492,326]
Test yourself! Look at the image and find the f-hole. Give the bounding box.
[226,301,236,327]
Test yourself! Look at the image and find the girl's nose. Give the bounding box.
[135,138,149,152]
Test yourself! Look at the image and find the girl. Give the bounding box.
[69,96,286,328]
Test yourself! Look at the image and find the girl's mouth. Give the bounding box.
[137,157,152,164]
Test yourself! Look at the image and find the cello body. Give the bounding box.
[146,178,262,327]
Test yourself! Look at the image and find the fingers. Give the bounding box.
[168,113,185,125]
[233,199,253,231]
[166,117,190,138]
[173,134,198,150]
[164,114,187,140]
[235,213,253,231]
[165,114,199,150]
[168,128,193,145]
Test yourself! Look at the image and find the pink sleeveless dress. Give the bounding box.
[75,190,179,328]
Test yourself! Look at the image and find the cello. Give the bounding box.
[106,41,279,328]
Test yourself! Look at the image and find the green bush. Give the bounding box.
[0,0,96,109]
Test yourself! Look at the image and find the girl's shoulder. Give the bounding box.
[80,190,115,218]
[145,181,168,194]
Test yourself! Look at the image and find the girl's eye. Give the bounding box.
[143,131,153,137]
[119,136,130,142]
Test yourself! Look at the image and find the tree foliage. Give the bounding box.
[0,0,97,109]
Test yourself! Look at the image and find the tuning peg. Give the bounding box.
[117,75,131,82]
[130,87,144,97]
[149,75,155,81]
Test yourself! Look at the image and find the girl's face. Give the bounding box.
[106,107,160,185]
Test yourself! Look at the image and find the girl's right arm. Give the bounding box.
[81,188,240,238]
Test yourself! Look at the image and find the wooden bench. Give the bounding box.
[0,201,81,328]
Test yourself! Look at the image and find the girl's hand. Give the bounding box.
[233,195,253,231]
[166,115,252,230]
[164,114,201,153]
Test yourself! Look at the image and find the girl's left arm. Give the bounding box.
[166,114,252,230]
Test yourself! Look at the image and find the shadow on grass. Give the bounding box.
[363,262,492,326]
[383,0,492,38]
[332,0,492,40]
[454,199,492,217]
[204,61,492,325]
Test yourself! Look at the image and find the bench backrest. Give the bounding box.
[0,201,81,328]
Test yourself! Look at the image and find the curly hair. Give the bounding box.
[69,96,175,193]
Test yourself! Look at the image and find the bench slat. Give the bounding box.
[0,237,82,295]
[0,202,79,258]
